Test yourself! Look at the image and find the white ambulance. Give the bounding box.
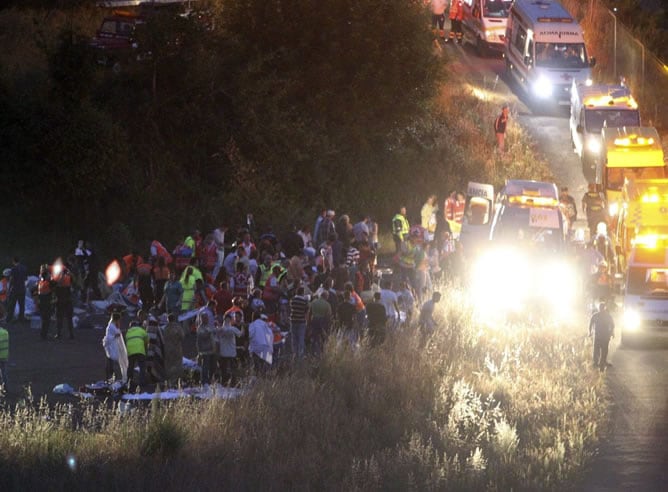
[570,82,640,170]
[504,0,595,104]
[462,0,513,55]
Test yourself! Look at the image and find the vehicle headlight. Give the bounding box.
[623,309,641,331]
[586,137,601,154]
[585,78,593,86]
[470,249,528,311]
[532,76,553,98]
[608,202,619,217]
[543,261,577,306]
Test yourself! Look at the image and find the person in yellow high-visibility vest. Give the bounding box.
[0,325,9,393]
[392,206,410,254]
[125,321,148,392]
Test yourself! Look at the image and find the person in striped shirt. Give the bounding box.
[289,287,309,359]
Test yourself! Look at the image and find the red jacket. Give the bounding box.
[449,0,463,20]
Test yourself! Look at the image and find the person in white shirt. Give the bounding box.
[378,279,400,330]
[248,313,274,374]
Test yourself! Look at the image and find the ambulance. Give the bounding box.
[504,0,595,104]
[489,179,564,249]
[471,180,576,322]
[598,127,666,219]
[570,82,640,170]
[621,242,668,346]
[462,0,513,55]
[614,179,668,273]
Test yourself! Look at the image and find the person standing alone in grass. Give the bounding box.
[494,103,510,152]
[589,300,614,371]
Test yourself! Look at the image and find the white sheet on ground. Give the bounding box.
[121,384,247,400]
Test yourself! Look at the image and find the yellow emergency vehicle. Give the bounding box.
[615,179,668,273]
[598,127,666,219]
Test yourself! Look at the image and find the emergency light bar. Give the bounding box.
[583,93,638,109]
[508,195,559,207]
[614,136,655,147]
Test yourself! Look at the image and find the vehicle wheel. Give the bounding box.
[112,60,122,74]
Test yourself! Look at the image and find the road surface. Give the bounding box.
[438,39,668,491]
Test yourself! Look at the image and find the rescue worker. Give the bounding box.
[445,0,464,44]
[122,251,143,282]
[54,263,75,340]
[589,300,614,371]
[589,261,612,310]
[392,206,410,254]
[37,264,54,340]
[431,0,448,40]
[444,191,466,236]
[494,103,510,152]
[125,318,149,392]
[559,186,578,237]
[0,324,8,393]
[183,230,202,258]
[581,183,607,235]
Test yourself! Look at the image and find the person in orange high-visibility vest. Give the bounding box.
[445,0,464,44]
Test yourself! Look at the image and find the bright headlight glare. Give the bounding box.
[470,249,528,311]
[609,202,619,217]
[585,78,593,86]
[543,262,577,305]
[623,309,641,331]
[586,138,601,154]
[533,77,553,98]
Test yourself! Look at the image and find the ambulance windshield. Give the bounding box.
[483,0,512,18]
[535,42,588,69]
[627,267,668,297]
[585,110,640,133]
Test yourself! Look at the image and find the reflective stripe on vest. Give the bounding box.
[125,327,147,356]
[0,329,8,360]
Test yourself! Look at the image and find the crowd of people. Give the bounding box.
[0,205,457,393]
[0,177,615,393]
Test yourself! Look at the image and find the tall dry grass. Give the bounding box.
[0,289,605,491]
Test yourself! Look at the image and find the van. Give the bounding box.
[622,244,668,346]
[490,179,564,249]
[599,127,666,217]
[570,82,640,169]
[462,0,513,55]
[504,0,595,104]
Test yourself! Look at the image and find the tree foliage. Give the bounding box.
[0,1,441,264]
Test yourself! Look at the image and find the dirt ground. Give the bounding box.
[0,312,198,407]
